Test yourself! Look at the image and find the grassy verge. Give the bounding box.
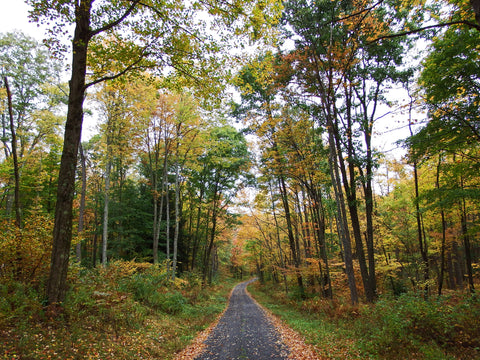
[0,261,237,360]
[248,282,480,360]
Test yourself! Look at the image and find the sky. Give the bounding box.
[0,0,101,138]
[0,0,45,40]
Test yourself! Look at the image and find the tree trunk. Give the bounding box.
[153,140,169,264]
[4,76,21,228]
[269,180,289,294]
[363,125,377,301]
[166,181,171,276]
[436,155,446,296]
[172,161,180,280]
[460,196,475,293]
[47,1,91,304]
[76,143,87,263]
[203,183,218,284]
[336,116,373,302]
[327,120,358,305]
[191,187,204,271]
[471,0,480,26]
[311,187,332,298]
[102,159,111,265]
[278,175,305,297]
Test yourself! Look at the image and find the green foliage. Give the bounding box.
[0,281,43,329]
[158,291,188,314]
[251,282,480,359]
[357,293,480,359]
[0,260,236,359]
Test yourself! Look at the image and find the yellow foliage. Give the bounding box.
[0,215,53,286]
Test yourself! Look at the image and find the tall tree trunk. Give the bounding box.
[327,120,358,305]
[459,183,475,293]
[191,187,204,271]
[172,161,180,280]
[76,143,87,263]
[92,191,100,268]
[102,159,111,265]
[153,141,169,264]
[453,240,464,289]
[363,125,377,301]
[436,155,446,296]
[336,116,373,302]
[166,181,171,276]
[409,128,429,298]
[47,1,91,304]
[269,180,289,294]
[203,183,218,285]
[4,76,21,228]
[278,175,305,297]
[311,186,332,298]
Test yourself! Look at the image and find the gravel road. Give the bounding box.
[195,279,290,360]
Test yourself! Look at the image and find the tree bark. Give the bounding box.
[76,143,87,263]
[3,76,21,228]
[47,0,92,304]
[172,160,180,280]
[327,119,358,305]
[278,175,305,297]
[335,106,373,302]
[460,193,475,293]
[203,182,218,284]
[268,180,289,294]
[102,159,111,265]
[471,0,480,26]
[436,155,446,296]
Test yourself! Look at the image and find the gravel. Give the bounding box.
[195,279,290,360]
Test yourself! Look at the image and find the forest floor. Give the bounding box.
[0,263,238,360]
[2,265,479,360]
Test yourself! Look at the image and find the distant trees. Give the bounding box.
[231,0,479,303]
[0,31,63,225]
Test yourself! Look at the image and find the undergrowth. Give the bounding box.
[0,261,235,359]
[249,282,480,360]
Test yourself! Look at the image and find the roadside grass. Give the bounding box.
[0,261,236,360]
[248,282,480,360]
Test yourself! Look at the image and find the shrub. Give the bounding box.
[0,215,53,287]
[356,293,480,359]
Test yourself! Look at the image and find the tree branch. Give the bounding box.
[85,50,150,89]
[90,0,142,37]
[370,20,480,43]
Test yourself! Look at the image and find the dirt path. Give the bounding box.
[194,279,290,360]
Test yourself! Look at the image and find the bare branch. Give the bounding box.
[370,20,480,43]
[85,51,150,89]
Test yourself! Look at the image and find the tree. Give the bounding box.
[95,76,156,265]
[26,0,280,304]
[197,125,251,283]
[278,0,415,303]
[2,77,20,227]
[0,31,62,222]
[409,3,480,294]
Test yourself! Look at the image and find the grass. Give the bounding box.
[248,281,480,360]
[0,261,237,360]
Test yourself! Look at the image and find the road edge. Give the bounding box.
[245,282,324,360]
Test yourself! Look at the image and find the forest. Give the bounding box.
[1,0,479,359]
